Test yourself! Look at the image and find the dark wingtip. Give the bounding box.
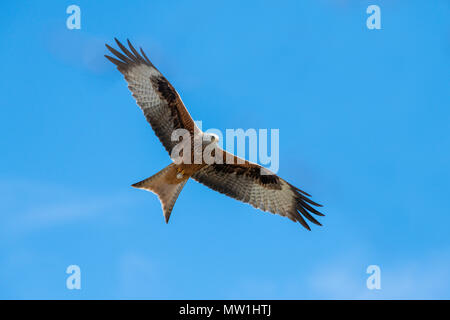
[302,222,311,231]
[139,46,153,65]
[298,207,322,226]
[312,201,324,208]
[114,38,123,49]
[293,212,311,230]
[107,38,153,68]
[288,182,325,229]
[104,54,128,69]
[298,198,325,217]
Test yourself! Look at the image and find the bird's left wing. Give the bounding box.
[105,38,199,155]
[191,149,324,230]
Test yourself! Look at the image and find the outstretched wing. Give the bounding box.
[191,149,324,230]
[105,38,198,155]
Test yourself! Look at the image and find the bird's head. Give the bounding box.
[203,133,219,145]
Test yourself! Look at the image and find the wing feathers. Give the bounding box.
[104,54,127,68]
[139,47,153,65]
[192,163,324,230]
[297,198,325,216]
[105,39,197,155]
[105,43,133,65]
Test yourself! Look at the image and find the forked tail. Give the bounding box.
[131,164,187,223]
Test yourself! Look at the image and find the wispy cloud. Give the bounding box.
[0,179,132,238]
[307,250,450,299]
[117,252,167,299]
[226,248,450,299]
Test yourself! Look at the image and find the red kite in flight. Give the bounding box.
[105,39,324,230]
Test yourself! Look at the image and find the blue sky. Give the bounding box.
[0,0,449,299]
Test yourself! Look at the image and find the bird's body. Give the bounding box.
[105,39,324,230]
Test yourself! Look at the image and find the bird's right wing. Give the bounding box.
[105,38,199,155]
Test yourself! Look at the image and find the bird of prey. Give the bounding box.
[105,38,324,230]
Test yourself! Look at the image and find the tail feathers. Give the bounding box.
[132,164,187,223]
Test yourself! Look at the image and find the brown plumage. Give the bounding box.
[105,38,324,230]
